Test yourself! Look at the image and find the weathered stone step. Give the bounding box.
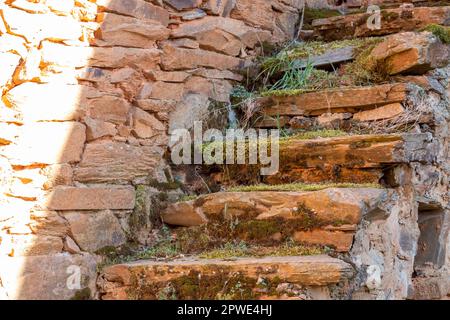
[98,255,354,300]
[162,187,387,251]
[218,133,432,185]
[259,83,408,117]
[278,133,431,168]
[312,6,450,41]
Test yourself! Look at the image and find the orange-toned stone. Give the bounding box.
[98,255,354,300]
[293,229,355,252]
[162,188,386,227]
[260,84,407,116]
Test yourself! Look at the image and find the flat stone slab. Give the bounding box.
[98,255,354,300]
[311,6,450,40]
[259,83,408,116]
[288,45,355,70]
[162,188,386,226]
[277,133,432,170]
[161,187,387,251]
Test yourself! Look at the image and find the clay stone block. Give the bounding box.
[74,141,162,183]
[96,0,169,26]
[64,210,126,252]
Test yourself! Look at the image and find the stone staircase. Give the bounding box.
[98,2,450,300]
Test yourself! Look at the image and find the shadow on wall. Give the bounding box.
[0,0,171,300]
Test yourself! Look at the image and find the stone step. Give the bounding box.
[259,83,408,117]
[221,133,432,184]
[161,187,387,251]
[311,6,450,41]
[98,255,354,300]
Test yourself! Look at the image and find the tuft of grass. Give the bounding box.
[227,182,382,193]
[342,37,388,85]
[421,24,450,44]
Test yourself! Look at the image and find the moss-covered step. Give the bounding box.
[221,133,432,185]
[259,83,407,117]
[278,133,431,168]
[311,6,450,41]
[161,187,387,251]
[98,255,354,300]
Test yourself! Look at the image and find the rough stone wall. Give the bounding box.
[0,0,304,299]
[349,74,450,299]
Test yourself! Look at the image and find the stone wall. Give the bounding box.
[0,0,305,299]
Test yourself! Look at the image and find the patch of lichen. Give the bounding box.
[202,129,347,165]
[129,268,286,300]
[128,185,167,243]
[421,24,450,44]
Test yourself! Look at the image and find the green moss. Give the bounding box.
[236,220,281,241]
[284,129,348,141]
[199,241,326,259]
[342,37,388,85]
[227,182,381,192]
[421,24,450,44]
[131,268,289,300]
[303,7,341,29]
[261,88,312,97]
